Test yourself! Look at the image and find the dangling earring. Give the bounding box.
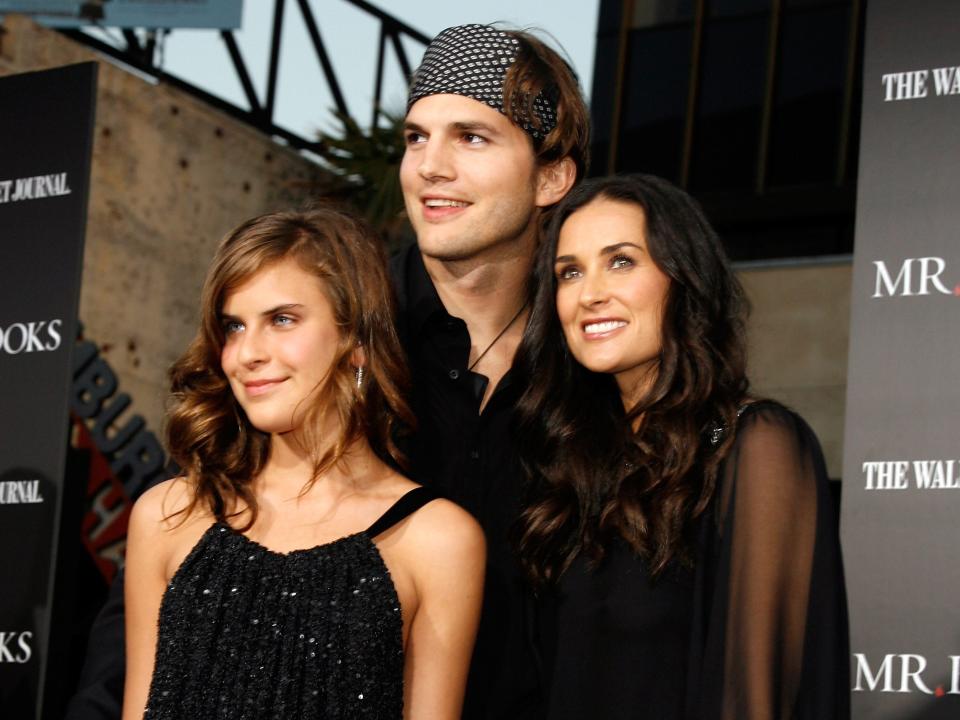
[355,365,365,389]
[233,404,246,437]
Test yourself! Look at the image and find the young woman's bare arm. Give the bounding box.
[120,479,189,720]
[401,500,486,720]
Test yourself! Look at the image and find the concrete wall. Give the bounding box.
[0,16,332,440]
[739,260,852,477]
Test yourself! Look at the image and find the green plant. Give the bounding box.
[318,111,412,250]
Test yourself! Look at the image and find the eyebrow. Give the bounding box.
[403,120,502,136]
[555,242,645,264]
[451,120,500,135]
[220,303,304,321]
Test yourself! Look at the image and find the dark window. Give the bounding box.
[589,0,862,260]
[690,12,768,190]
[616,25,692,179]
[767,2,851,186]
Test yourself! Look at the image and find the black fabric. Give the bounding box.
[365,486,437,538]
[537,401,849,720]
[66,493,441,720]
[392,244,542,720]
[144,524,406,719]
[63,568,126,720]
[407,24,558,141]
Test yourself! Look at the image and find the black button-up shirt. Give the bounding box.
[392,245,541,720]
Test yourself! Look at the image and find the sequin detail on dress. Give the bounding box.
[144,487,436,719]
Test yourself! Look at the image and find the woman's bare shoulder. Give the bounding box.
[401,494,485,561]
[367,467,485,564]
[129,476,216,544]
[131,476,197,525]
[128,476,218,580]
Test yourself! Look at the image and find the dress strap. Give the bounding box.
[365,486,439,538]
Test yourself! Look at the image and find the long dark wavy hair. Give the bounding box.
[514,174,750,586]
[166,207,414,528]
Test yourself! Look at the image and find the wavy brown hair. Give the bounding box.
[501,28,591,183]
[514,175,750,586]
[166,207,414,528]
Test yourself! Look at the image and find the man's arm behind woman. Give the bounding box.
[64,568,126,720]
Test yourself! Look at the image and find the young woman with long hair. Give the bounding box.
[122,208,485,720]
[514,175,848,719]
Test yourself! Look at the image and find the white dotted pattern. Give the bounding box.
[407,24,558,140]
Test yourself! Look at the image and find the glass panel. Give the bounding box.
[615,25,693,180]
[767,5,850,186]
[690,14,768,190]
[785,0,841,8]
[722,218,853,261]
[631,0,696,28]
[709,0,771,18]
[591,2,624,154]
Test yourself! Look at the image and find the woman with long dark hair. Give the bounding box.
[515,175,848,719]
[122,208,485,719]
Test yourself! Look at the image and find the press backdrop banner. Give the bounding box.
[841,1,960,718]
[0,63,95,718]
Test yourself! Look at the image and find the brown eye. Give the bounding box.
[556,265,581,281]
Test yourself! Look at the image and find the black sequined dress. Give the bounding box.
[144,486,437,719]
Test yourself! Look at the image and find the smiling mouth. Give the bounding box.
[423,198,470,208]
[243,379,286,396]
[584,320,627,335]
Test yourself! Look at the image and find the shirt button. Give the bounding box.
[448,369,460,380]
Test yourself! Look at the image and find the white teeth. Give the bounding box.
[585,321,626,334]
[424,198,469,207]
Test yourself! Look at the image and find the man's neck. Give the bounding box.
[422,244,533,339]
[421,240,535,411]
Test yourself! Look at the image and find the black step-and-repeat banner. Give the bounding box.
[0,63,96,718]
[841,1,960,718]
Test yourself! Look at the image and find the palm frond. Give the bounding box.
[317,111,412,250]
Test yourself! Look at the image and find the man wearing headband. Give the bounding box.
[393,23,590,719]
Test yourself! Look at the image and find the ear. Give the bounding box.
[534,156,577,208]
[350,344,367,370]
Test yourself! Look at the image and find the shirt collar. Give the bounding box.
[391,243,523,397]
[392,243,454,340]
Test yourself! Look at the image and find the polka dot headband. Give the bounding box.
[407,24,559,141]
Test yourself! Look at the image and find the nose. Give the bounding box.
[579,267,610,308]
[417,137,455,182]
[235,327,268,368]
